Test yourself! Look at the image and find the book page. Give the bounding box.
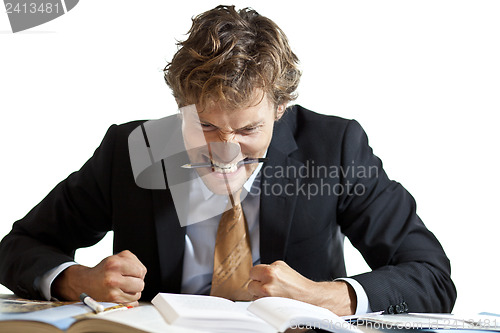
[0,297,72,313]
[152,293,275,333]
[0,302,114,331]
[152,293,240,319]
[69,305,201,333]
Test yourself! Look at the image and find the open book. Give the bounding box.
[152,293,363,333]
[0,297,199,333]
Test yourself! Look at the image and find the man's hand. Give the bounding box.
[248,260,356,316]
[52,250,147,306]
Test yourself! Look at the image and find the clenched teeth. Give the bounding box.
[211,160,238,173]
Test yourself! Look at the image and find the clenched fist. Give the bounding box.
[52,250,147,306]
[248,260,356,316]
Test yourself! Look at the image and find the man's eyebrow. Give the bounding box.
[197,119,265,130]
[238,120,265,129]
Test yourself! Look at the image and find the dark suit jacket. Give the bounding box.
[0,105,456,313]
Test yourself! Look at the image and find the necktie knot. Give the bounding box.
[228,188,242,208]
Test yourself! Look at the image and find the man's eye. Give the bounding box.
[200,123,216,131]
[240,127,259,134]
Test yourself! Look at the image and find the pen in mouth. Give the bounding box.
[181,157,268,169]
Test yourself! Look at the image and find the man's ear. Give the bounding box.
[275,103,288,121]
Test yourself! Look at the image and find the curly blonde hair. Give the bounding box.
[164,5,301,110]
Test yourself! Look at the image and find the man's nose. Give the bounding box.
[208,142,241,164]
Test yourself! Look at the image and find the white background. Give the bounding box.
[1,1,499,314]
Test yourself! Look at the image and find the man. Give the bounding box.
[0,5,456,316]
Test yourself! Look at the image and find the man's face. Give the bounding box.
[182,93,283,195]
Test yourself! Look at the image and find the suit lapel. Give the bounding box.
[259,114,303,264]
[142,116,188,293]
[152,190,186,293]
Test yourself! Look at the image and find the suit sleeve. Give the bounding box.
[0,125,119,299]
[336,120,457,313]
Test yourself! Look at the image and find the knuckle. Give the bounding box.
[265,265,278,279]
[273,260,286,266]
[260,284,273,297]
[103,257,121,271]
[103,274,119,288]
[119,250,133,258]
[108,290,122,302]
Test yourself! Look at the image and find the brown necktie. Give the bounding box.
[210,190,253,301]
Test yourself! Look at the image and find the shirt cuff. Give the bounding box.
[335,277,372,315]
[39,262,78,300]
